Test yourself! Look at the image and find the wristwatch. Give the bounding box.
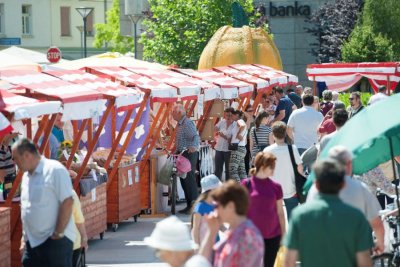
[53,231,64,238]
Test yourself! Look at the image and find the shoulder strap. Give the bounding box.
[287,145,298,175]
[253,128,259,145]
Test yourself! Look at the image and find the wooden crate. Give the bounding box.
[80,182,107,240]
[107,162,141,223]
[0,208,10,267]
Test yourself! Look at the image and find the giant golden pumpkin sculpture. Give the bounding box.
[198,3,283,70]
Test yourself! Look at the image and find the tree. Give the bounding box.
[341,25,394,62]
[93,0,134,54]
[360,0,400,60]
[305,0,362,63]
[140,0,256,68]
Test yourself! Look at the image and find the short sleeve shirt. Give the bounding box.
[275,97,295,123]
[285,194,373,267]
[21,157,76,248]
[215,119,234,152]
[176,115,200,152]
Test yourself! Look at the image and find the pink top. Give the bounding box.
[213,219,264,267]
[242,176,283,239]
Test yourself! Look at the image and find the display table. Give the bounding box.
[80,180,107,240]
[107,162,141,230]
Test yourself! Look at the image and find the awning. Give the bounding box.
[0,51,41,72]
[0,113,12,136]
[86,66,178,102]
[0,70,105,121]
[213,66,270,91]
[123,67,200,101]
[253,64,298,85]
[229,64,288,87]
[175,69,253,99]
[306,62,400,92]
[44,70,144,110]
[0,88,61,120]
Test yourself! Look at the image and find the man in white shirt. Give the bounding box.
[214,107,235,181]
[13,138,75,267]
[287,94,324,156]
[368,85,389,106]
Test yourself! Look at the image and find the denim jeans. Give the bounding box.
[284,196,299,221]
[214,150,231,181]
[22,237,73,267]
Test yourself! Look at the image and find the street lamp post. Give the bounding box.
[125,0,149,59]
[76,26,84,58]
[76,7,94,58]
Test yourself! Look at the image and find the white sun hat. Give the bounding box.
[201,174,222,193]
[144,216,198,251]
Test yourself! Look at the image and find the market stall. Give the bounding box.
[45,69,146,230]
[85,66,178,213]
[0,88,61,267]
[0,70,112,252]
[306,62,400,95]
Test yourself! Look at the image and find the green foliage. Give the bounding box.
[338,92,371,108]
[93,0,134,54]
[341,25,394,62]
[140,0,255,68]
[362,0,400,60]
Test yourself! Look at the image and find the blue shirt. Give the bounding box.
[288,92,302,108]
[52,127,65,143]
[175,115,200,152]
[193,201,214,215]
[275,97,295,123]
[38,134,60,160]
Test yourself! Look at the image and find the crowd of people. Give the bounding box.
[146,86,400,267]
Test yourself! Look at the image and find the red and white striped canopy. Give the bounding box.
[175,69,253,99]
[306,62,400,92]
[0,70,105,121]
[44,70,144,110]
[253,64,298,85]
[213,66,270,92]
[0,88,61,120]
[86,66,178,102]
[123,67,200,101]
[229,64,289,87]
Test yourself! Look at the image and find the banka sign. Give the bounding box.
[269,1,311,17]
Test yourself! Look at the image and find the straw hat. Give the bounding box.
[144,216,198,251]
[201,174,222,193]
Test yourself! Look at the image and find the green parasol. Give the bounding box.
[304,93,400,192]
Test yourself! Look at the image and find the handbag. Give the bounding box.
[175,154,192,173]
[228,143,239,151]
[158,155,174,185]
[288,145,308,203]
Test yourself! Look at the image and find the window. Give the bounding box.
[86,10,94,36]
[22,5,32,35]
[0,4,4,34]
[60,7,70,36]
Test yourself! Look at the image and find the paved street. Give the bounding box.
[86,204,191,266]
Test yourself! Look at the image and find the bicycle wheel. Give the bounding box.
[171,174,177,215]
[372,253,396,267]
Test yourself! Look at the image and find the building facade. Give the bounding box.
[0,0,111,60]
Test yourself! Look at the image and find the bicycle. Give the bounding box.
[372,215,400,266]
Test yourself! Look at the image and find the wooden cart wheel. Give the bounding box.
[112,223,118,232]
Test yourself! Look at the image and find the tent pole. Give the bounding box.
[387,75,390,95]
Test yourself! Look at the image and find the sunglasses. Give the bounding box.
[349,98,354,100]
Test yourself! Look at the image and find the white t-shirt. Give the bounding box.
[307,175,381,221]
[263,144,302,198]
[231,120,247,146]
[287,106,323,149]
[368,92,389,106]
[214,119,234,152]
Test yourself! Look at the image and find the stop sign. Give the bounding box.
[47,47,62,63]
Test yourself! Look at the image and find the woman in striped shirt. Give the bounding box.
[249,112,273,165]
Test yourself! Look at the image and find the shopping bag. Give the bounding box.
[274,246,286,267]
[158,156,174,185]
